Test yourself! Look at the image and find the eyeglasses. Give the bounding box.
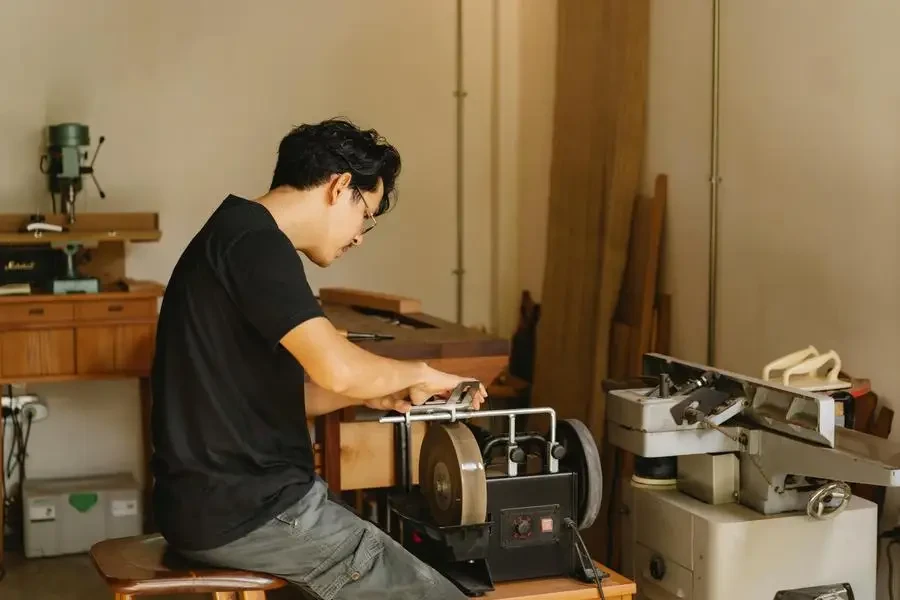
[353,186,377,235]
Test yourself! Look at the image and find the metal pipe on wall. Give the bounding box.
[707,0,722,365]
[454,0,467,324]
[489,0,501,335]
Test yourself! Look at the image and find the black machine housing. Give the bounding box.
[387,420,597,597]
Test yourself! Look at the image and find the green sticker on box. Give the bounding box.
[68,492,98,513]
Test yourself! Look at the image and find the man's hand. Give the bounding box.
[407,365,488,409]
[363,367,488,413]
[364,391,414,413]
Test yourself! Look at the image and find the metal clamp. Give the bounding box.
[417,380,480,421]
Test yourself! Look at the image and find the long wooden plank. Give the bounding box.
[614,175,667,375]
[0,231,161,245]
[0,212,159,233]
[600,179,667,569]
[529,0,650,564]
[322,304,509,360]
[319,287,422,314]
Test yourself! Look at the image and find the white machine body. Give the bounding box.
[625,485,876,600]
[606,354,900,600]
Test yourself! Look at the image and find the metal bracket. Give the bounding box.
[381,403,560,474]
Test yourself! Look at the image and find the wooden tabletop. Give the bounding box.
[322,303,509,360]
[486,563,636,599]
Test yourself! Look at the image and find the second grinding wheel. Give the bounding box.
[555,418,603,530]
[419,422,488,527]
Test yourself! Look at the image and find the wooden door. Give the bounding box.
[76,324,154,375]
[75,326,118,374]
[114,324,155,372]
[0,329,75,378]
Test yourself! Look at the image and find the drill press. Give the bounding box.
[39,123,106,224]
[51,243,99,294]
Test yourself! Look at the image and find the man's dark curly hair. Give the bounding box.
[269,118,401,217]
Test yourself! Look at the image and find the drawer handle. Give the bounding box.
[28,308,44,316]
[108,305,124,313]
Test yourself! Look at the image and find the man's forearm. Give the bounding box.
[331,342,429,399]
[305,383,358,417]
[304,382,406,417]
[282,318,430,400]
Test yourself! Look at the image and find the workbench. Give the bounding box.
[310,288,510,491]
[486,562,635,600]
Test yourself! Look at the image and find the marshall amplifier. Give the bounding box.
[0,246,66,291]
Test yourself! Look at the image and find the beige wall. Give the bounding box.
[522,1,900,434]
[521,0,900,425]
[647,1,900,447]
[0,0,528,492]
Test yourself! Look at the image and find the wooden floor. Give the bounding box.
[0,551,305,600]
[2,550,632,599]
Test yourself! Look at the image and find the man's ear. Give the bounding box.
[327,172,353,206]
[326,173,351,205]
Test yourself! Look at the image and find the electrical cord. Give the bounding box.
[564,517,606,600]
[3,390,34,565]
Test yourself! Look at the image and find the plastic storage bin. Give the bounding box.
[22,472,142,558]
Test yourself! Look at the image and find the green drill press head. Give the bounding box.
[40,122,106,222]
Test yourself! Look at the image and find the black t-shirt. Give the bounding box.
[150,194,325,551]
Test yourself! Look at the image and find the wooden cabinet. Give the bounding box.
[75,323,155,374]
[0,290,161,383]
[0,213,164,547]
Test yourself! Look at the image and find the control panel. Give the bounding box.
[500,504,560,549]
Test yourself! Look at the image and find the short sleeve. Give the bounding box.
[214,228,325,348]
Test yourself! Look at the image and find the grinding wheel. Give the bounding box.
[419,422,487,527]
[555,418,603,530]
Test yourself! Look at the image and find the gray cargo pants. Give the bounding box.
[176,477,467,600]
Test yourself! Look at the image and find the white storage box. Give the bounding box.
[22,472,142,558]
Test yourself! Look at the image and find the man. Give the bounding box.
[150,118,484,599]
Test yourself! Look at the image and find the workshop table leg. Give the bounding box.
[316,411,342,491]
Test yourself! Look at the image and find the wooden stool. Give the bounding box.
[90,533,288,599]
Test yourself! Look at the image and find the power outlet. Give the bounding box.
[2,395,49,422]
[22,401,49,422]
[1,394,40,411]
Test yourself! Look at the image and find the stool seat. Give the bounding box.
[90,533,288,596]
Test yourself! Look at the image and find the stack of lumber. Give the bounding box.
[593,175,669,566]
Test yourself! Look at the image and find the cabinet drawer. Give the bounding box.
[0,302,73,324]
[75,300,155,321]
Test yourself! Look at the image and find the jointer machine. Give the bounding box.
[378,382,607,597]
[606,353,900,600]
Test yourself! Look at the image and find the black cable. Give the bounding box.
[2,398,35,559]
[565,517,606,600]
[0,384,12,582]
